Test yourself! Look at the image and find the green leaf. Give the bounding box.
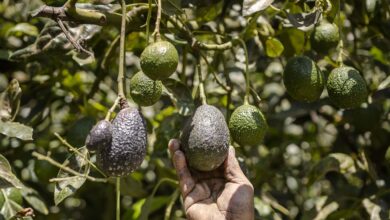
[308,153,355,185]
[7,23,38,37]
[243,0,274,16]
[119,175,147,198]
[0,79,21,121]
[0,154,24,189]
[265,38,284,58]
[0,121,33,141]
[283,10,322,32]
[162,79,195,116]
[162,0,183,16]
[54,148,90,206]
[21,187,49,215]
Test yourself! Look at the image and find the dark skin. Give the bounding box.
[168,139,254,220]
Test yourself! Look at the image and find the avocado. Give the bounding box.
[181,105,229,171]
[326,66,368,109]
[311,21,339,52]
[283,56,325,102]
[130,71,163,106]
[140,41,179,80]
[97,108,147,177]
[85,120,112,152]
[229,104,267,146]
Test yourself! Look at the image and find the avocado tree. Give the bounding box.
[0,0,389,219]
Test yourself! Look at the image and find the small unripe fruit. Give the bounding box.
[311,21,339,53]
[283,56,325,102]
[130,71,163,106]
[326,66,368,109]
[140,41,179,80]
[229,105,267,146]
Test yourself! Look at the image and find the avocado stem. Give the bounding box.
[336,0,344,66]
[105,97,121,121]
[117,0,127,99]
[197,63,207,105]
[116,177,121,220]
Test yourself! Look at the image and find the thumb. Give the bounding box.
[224,146,250,184]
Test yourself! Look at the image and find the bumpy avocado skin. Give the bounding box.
[311,21,339,52]
[283,56,325,102]
[140,41,179,80]
[181,105,229,171]
[229,105,267,146]
[130,71,163,106]
[326,66,368,109]
[97,108,147,177]
[85,120,112,152]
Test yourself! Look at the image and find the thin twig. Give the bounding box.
[146,0,153,42]
[105,97,121,121]
[197,62,207,105]
[199,52,231,92]
[53,132,107,177]
[116,177,121,220]
[117,0,127,98]
[56,18,93,56]
[32,152,107,183]
[336,0,344,66]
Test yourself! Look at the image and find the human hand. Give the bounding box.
[168,139,254,220]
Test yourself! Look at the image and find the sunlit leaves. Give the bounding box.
[54,148,90,206]
[265,37,284,58]
[0,154,23,189]
[242,0,274,16]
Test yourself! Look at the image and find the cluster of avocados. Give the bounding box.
[283,20,368,109]
[86,38,269,175]
[129,40,179,106]
[85,40,180,176]
[86,107,147,177]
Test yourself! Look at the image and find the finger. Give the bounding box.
[168,139,180,155]
[168,139,196,197]
[224,146,250,184]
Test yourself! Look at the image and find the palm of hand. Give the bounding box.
[168,139,254,220]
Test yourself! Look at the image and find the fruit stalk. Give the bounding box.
[197,64,207,105]
[118,0,127,98]
[116,177,121,220]
[336,0,344,66]
[146,0,152,42]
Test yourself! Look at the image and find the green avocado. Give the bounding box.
[85,120,112,152]
[311,21,339,53]
[283,56,325,102]
[229,104,267,146]
[140,41,179,80]
[130,71,163,106]
[326,66,368,109]
[181,105,230,171]
[97,108,147,177]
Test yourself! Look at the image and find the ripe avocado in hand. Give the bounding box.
[181,104,230,172]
